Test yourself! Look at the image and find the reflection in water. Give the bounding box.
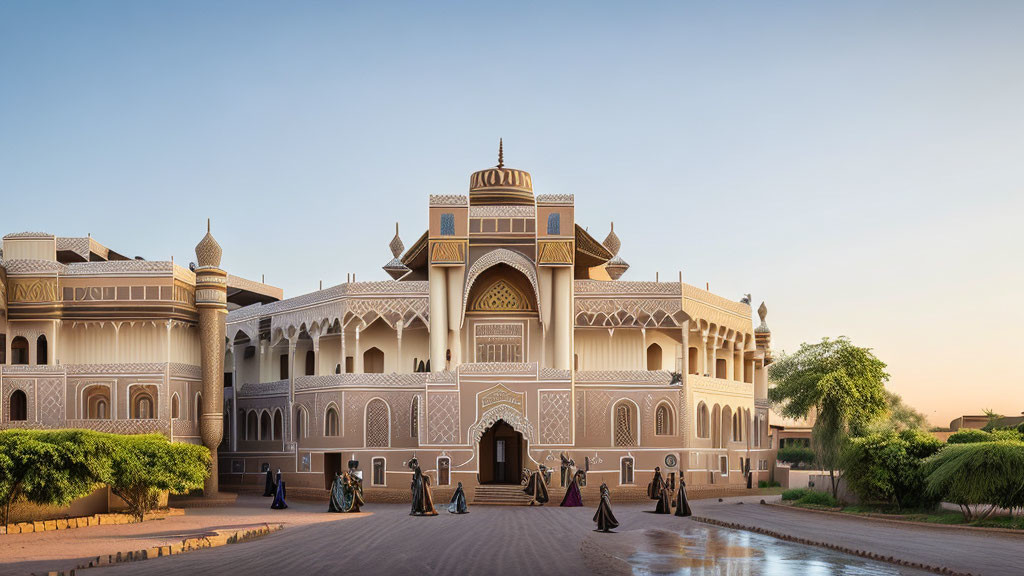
[629,525,925,576]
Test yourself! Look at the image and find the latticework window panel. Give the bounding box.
[614,403,636,447]
[411,396,419,438]
[366,399,390,447]
[655,404,672,435]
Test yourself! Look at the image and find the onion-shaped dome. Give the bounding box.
[195,219,222,268]
[602,222,621,256]
[755,301,770,334]
[605,255,629,280]
[469,139,534,206]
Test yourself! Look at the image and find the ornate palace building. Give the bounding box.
[1,145,775,501]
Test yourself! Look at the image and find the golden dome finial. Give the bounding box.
[497,138,504,169]
[195,219,222,268]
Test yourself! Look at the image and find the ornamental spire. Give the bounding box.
[497,138,504,168]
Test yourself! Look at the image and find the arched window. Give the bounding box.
[305,350,315,376]
[246,411,258,440]
[325,405,340,437]
[655,402,673,435]
[9,390,27,421]
[195,393,203,423]
[613,401,637,447]
[279,354,289,379]
[83,385,111,420]
[437,457,450,486]
[365,399,389,447]
[11,337,28,365]
[363,347,384,374]
[753,414,762,448]
[36,335,48,365]
[646,343,662,371]
[171,394,180,419]
[620,457,634,485]
[372,457,386,486]
[688,347,699,375]
[132,393,154,419]
[720,406,732,448]
[696,402,710,439]
[260,411,271,440]
[410,396,419,438]
[295,406,307,439]
[732,411,743,442]
[711,404,722,448]
[273,409,283,441]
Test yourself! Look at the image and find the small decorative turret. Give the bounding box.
[755,301,772,361]
[602,222,629,280]
[383,222,410,280]
[194,220,227,495]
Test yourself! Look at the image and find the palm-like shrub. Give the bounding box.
[108,434,209,521]
[922,440,1024,521]
[841,429,942,510]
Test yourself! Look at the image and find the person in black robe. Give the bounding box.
[271,469,288,509]
[328,472,345,512]
[674,478,693,517]
[448,481,469,514]
[647,466,666,500]
[524,467,549,506]
[409,459,438,516]
[654,484,673,514]
[593,483,619,532]
[263,468,276,497]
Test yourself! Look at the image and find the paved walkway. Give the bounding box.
[1,494,1015,575]
[696,495,1023,576]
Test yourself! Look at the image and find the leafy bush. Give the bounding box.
[758,480,781,488]
[922,440,1024,522]
[947,429,994,444]
[0,430,208,523]
[0,430,111,525]
[776,446,816,468]
[841,429,942,510]
[108,434,209,521]
[797,490,839,507]
[990,429,1024,442]
[781,487,838,507]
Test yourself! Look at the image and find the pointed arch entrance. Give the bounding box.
[479,419,523,484]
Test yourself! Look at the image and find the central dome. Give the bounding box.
[469,140,534,206]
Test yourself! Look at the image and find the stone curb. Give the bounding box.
[33,523,283,575]
[693,516,972,576]
[3,509,185,536]
[766,502,1024,537]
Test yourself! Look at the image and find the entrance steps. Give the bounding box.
[472,484,533,506]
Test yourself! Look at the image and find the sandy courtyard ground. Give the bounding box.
[1,494,1013,576]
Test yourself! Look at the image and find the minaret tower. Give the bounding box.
[194,220,227,495]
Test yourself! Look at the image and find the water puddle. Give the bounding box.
[628,525,926,575]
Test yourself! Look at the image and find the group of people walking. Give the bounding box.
[264,458,692,533]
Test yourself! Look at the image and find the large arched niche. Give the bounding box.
[461,249,541,327]
[465,264,538,316]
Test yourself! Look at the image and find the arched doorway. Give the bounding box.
[479,419,523,484]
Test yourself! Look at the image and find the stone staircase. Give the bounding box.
[472,483,533,506]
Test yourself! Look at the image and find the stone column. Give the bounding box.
[396,321,403,373]
[446,266,464,369]
[312,335,321,376]
[681,319,690,378]
[553,267,572,370]
[354,325,363,374]
[340,326,347,373]
[194,222,227,496]
[428,266,448,371]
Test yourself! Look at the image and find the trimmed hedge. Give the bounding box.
[781,487,838,507]
[776,446,816,468]
[0,430,209,524]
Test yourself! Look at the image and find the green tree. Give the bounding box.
[776,446,816,468]
[981,409,1004,432]
[108,434,209,521]
[866,391,928,434]
[0,430,110,525]
[841,429,943,510]
[768,337,889,498]
[922,440,1024,521]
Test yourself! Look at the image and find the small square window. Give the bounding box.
[547,213,560,235]
[440,213,455,236]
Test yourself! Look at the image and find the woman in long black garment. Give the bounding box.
[409,458,438,516]
[524,468,549,506]
[263,468,276,497]
[448,482,469,514]
[270,469,288,509]
[593,483,619,532]
[674,478,692,517]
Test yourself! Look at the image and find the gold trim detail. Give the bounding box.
[469,279,534,312]
[538,240,574,265]
[9,278,59,303]
[430,240,466,264]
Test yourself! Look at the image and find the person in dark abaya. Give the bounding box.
[647,466,666,500]
[593,483,619,532]
[524,467,549,506]
[560,467,584,507]
[263,468,276,497]
[328,472,345,512]
[448,481,469,514]
[654,483,673,514]
[674,478,693,517]
[329,468,365,513]
[270,469,288,510]
[409,458,438,516]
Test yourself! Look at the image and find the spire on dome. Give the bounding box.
[195,219,222,269]
[602,222,621,256]
[383,221,410,279]
[497,138,504,169]
[389,222,404,257]
[755,301,770,333]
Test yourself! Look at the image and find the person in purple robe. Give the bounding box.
[560,468,584,507]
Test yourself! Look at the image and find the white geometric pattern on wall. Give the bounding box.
[427,392,459,444]
[539,390,571,445]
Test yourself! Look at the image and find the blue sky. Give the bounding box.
[2,1,1022,425]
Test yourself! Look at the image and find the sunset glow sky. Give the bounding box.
[2,1,1022,426]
